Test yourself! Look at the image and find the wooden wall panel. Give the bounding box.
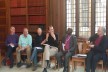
[47,0,66,40]
[28,7,46,15]
[29,16,46,24]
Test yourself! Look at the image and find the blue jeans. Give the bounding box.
[31,47,43,65]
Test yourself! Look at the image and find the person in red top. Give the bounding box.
[86,26,108,72]
[56,28,77,72]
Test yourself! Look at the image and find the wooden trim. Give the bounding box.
[6,0,10,32]
[26,0,28,28]
[46,0,49,31]
[106,0,108,36]
[91,0,96,35]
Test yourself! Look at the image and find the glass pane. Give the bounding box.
[66,0,76,35]
[79,0,91,38]
[95,0,106,34]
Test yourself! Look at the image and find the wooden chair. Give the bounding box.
[72,40,106,72]
[72,54,86,72]
[50,56,57,69]
[98,60,104,72]
[71,41,88,72]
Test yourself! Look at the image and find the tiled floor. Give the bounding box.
[0,65,108,72]
[0,62,108,72]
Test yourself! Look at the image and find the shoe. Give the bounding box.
[17,62,22,68]
[63,68,68,72]
[26,64,32,68]
[32,65,37,71]
[65,68,68,72]
[63,68,66,72]
[42,68,47,72]
[47,63,50,69]
[10,64,13,68]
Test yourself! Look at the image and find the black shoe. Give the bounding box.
[17,62,22,68]
[63,68,68,72]
[46,60,50,69]
[42,68,47,72]
[65,68,68,72]
[47,63,50,69]
[63,68,66,72]
[26,64,32,68]
[10,64,13,68]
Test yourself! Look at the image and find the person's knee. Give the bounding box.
[65,53,70,60]
[87,51,93,58]
[45,45,50,50]
[33,48,37,52]
[26,47,31,51]
[32,48,37,55]
[16,47,19,52]
[93,55,100,63]
[56,52,61,58]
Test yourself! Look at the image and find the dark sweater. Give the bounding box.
[5,34,19,47]
[47,33,58,47]
[89,34,108,53]
[33,33,46,47]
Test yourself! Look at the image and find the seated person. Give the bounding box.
[86,26,108,72]
[31,28,46,71]
[56,28,77,72]
[42,26,58,72]
[16,28,32,68]
[5,26,19,68]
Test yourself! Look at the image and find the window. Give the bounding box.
[66,0,76,34]
[66,0,107,37]
[95,0,106,33]
[79,0,91,38]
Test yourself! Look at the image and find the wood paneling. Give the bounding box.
[0,0,48,54]
[0,0,8,53]
[106,0,108,36]
[91,0,95,35]
[47,0,66,40]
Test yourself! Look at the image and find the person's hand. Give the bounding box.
[50,32,56,40]
[89,44,95,48]
[10,43,14,46]
[86,41,90,44]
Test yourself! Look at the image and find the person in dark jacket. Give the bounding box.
[31,28,46,71]
[5,26,19,68]
[86,26,108,72]
[56,28,77,72]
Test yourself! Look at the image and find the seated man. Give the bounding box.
[16,28,32,68]
[42,26,58,72]
[31,28,46,71]
[56,28,77,72]
[86,26,108,72]
[5,26,19,68]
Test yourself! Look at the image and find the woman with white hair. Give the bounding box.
[85,26,108,72]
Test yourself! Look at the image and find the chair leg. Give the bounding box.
[58,62,59,71]
[102,63,103,72]
[104,64,106,72]
[72,61,74,72]
[84,62,86,72]
[68,64,70,72]
[54,58,56,70]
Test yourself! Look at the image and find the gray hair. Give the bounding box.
[101,26,106,34]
